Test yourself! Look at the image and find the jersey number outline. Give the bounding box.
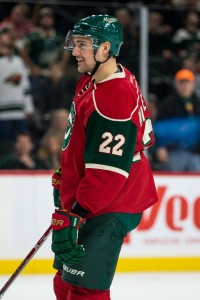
[99,132,125,156]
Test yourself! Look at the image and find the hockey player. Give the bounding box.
[51,14,158,300]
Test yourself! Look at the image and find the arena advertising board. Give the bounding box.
[122,174,200,257]
[0,172,199,261]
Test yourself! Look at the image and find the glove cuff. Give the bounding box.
[71,201,89,218]
[52,173,61,190]
[51,212,70,230]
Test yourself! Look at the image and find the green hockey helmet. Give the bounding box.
[65,14,123,56]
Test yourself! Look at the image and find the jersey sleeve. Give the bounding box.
[76,89,138,213]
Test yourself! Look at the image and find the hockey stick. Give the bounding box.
[0,225,52,299]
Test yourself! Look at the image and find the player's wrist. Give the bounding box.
[71,201,90,218]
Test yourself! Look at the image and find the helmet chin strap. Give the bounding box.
[86,50,112,77]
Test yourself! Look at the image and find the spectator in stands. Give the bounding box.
[0,22,34,155]
[43,108,69,141]
[146,93,164,171]
[37,132,62,170]
[172,11,200,60]
[188,0,200,8]
[152,69,200,171]
[20,6,69,107]
[147,93,159,122]
[33,63,75,134]
[149,11,176,76]
[151,0,200,6]
[148,11,178,99]
[0,131,47,169]
[36,108,68,168]
[114,8,139,73]
[171,0,188,6]
[21,6,69,78]
[172,0,200,8]
[2,3,36,51]
[182,55,200,97]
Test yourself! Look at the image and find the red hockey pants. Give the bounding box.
[53,271,111,300]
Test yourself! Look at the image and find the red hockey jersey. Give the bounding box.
[60,65,158,217]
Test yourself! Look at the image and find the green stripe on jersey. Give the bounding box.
[0,104,24,112]
[85,111,137,174]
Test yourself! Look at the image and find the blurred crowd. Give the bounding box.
[0,1,200,172]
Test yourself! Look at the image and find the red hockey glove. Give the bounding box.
[51,210,86,265]
[52,167,62,209]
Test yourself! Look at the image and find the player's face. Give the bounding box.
[72,36,96,74]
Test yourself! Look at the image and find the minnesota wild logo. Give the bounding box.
[62,102,76,150]
[5,72,22,85]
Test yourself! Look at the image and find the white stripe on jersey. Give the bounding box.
[85,163,128,178]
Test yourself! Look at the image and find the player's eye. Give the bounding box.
[76,42,88,50]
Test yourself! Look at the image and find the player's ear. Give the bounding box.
[102,41,111,53]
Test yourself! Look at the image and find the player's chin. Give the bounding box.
[77,65,86,74]
[77,61,94,74]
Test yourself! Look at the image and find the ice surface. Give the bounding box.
[0,272,200,300]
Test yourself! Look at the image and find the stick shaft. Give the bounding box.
[0,225,52,299]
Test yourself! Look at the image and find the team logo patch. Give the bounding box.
[103,17,116,23]
[62,102,76,150]
[5,72,22,85]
